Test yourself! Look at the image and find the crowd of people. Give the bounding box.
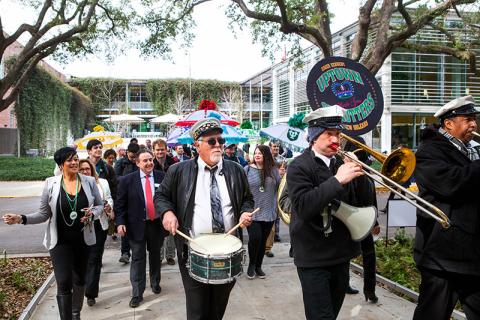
[3,95,480,320]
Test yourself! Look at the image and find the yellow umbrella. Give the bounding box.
[75,131,123,150]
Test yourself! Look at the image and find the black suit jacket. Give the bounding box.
[115,169,165,241]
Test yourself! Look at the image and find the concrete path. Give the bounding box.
[30,244,415,320]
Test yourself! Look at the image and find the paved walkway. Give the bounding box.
[30,244,416,320]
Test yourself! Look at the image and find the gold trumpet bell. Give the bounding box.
[382,147,416,185]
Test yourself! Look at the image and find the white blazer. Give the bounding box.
[95,178,113,231]
[25,174,103,250]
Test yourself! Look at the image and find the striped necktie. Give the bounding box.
[207,166,224,233]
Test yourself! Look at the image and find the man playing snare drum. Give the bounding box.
[154,117,254,320]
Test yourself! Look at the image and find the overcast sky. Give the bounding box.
[0,0,360,82]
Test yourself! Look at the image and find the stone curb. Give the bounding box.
[18,272,55,320]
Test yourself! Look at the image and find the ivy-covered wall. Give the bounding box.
[145,79,240,114]
[15,66,93,154]
[69,77,240,116]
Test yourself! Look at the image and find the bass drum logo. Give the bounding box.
[306,56,384,136]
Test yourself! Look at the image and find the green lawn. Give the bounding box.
[0,157,55,181]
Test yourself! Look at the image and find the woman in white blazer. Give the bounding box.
[78,159,114,307]
[3,147,103,320]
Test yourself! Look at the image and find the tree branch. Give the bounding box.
[232,0,331,56]
[364,0,396,72]
[350,0,377,60]
[397,0,412,26]
[402,42,478,75]
[0,47,56,112]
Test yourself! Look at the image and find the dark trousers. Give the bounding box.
[129,219,164,298]
[179,260,235,320]
[274,217,280,237]
[297,262,349,320]
[50,240,89,295]
[121,234,130,256]
[360,234,376,293]
[85,220,108,299]
[413,267,480,320]
[247,220,275,268]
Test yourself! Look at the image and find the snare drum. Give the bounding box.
[188,233,245,284]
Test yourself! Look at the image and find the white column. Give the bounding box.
[272,68,278,124]
[260,74,263,128]
[381,111,392,153]
[289,63,295,118]
[381,55,392,153]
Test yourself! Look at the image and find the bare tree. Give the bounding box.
[171,92,187,115]
[222,87,244,122]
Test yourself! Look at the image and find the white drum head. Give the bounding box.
[191,234,242,255]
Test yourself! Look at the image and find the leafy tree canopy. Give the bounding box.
[0,0,196,111]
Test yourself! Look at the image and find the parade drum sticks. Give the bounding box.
[224,208,260,237]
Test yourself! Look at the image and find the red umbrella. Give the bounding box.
[175,100,239,127]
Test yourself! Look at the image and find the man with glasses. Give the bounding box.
[155,117,254,320]
[413,96,480,319]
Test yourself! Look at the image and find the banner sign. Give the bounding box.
[306,56,384,136]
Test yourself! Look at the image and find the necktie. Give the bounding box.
[144,174,155,221]
[329,157,336,174]
[207,166,224,233]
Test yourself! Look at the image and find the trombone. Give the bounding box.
[338,134,451,229]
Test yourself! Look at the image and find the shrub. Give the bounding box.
[0,157,54,181]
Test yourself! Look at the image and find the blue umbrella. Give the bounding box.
[166,127,189,147]
[177,124,248,145]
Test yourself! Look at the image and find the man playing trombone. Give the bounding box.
[287,105,371,320]
[413,95,480,319]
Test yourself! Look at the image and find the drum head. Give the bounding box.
[191,234,242,255]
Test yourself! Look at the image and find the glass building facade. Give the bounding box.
[240,68,273,129]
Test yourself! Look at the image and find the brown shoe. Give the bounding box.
[166,258,176,265]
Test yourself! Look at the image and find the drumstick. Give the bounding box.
[175,230,209,252]
[224,208,260,237]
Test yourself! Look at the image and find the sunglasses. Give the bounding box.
[199,137,226,146]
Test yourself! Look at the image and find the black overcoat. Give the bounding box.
[414,128,480,275]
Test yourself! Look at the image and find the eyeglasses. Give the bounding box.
[199,137,226,146]
[79,168,91,172]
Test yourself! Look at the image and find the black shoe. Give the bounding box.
[274,235,281,242]
[364,291,379,303]
[255,268,266,279]
[129,296,143,308]
[119,253,130,264]
[86,298,95,307]
[166,258,176,265]
[246,265,255,279]
[265,251,274,258]
[346,286,359,294]
[151,285,162,294]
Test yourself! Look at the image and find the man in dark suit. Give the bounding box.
[155,117,254,320]
[115,149,165,308]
